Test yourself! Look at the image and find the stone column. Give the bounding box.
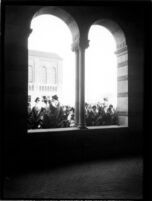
[72,41,79,126]
[77,40,89,129]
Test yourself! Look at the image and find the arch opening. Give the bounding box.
[32,6,80,43]
[27,12,77,129]
[85,20,128,127]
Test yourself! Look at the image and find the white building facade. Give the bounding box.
[28,50,63,106]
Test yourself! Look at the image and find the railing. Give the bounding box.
[28,84,57,92]
[39,84,57,92]
[28,84,34,91]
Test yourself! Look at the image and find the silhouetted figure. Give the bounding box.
[31,97,46,128]
[67,107,75,127]
[42,95,63,128]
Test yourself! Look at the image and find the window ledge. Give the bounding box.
[28,125,128,134]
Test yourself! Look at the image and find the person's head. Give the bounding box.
[85,103,88,108]
[52,95,58,101]
[35,97,40,103]
[70,107,74,113]
[52,95,59,107]
[42,96,47,104]
[92,105,96,111]
[109,104,113,108]
[103,97,108,102]
[88,105,92,111]
[47,96,50,101]
[63,105,67,112]
[103,97,109,107]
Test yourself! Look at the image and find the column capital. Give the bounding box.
[71,40,79,52]
[79,39,89,50]
[71,39,90,52]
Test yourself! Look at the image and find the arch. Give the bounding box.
[87,19,128,126]
[93,19,127,49]
[28,7,78,128]
[52,66,57,84]
[31,6,80,44]
[41,66,47,84]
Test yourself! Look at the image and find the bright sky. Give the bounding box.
[86,25,117,106]
[28,15,117,107]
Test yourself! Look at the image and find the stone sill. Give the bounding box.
[28,125,128,134]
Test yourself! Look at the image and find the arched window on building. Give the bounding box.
[52,67,56,84]
[41,66,47,84]
[28,65,33,83]
[49,66,56,84]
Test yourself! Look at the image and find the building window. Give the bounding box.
[41,66,47,84]
[28,65,33,83]
[52,67,56,84]
[49,66,57,84]
[28,95,31,103]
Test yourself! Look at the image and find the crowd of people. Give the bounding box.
[27,95,119,129]
[85,98,119,126]
[28,95,75,129]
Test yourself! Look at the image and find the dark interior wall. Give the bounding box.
[3,2,146,174]
[5,128,142,175]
